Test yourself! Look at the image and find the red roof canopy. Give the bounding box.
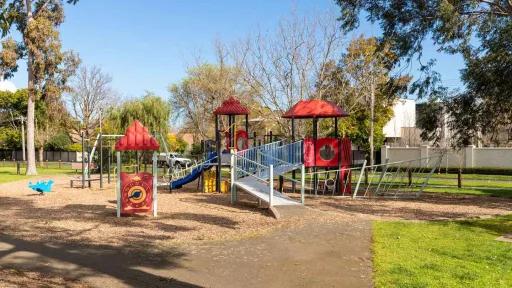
[213,97,249,115]
[115,120,160,151]
[282,99,349,119]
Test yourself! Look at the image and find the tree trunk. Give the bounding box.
[25,0,37,175]
[26,85,37,175]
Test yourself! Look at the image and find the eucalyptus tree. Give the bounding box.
[335,0,512,147]
[0,0,79,175]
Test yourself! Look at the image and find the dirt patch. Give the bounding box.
[300,192,512,220]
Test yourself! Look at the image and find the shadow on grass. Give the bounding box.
[456,214,512,235]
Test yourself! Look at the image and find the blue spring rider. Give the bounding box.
[28,180,55,195]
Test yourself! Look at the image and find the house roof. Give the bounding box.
[213,97,249,115]
[282,99,349,119]
[115,120,160,151]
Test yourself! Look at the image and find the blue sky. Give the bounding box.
[9,0,464,99]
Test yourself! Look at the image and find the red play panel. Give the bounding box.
[225,129,249,151]
[304,137,340,167]
[120,172,153,215]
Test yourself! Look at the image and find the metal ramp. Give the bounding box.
[230,141,305,208]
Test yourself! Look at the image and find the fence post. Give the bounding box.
[16,161,20,175]
[458,168,462,188]
[301,164,305,205]
[269,164,274,207]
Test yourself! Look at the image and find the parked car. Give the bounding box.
[157,152,193,169]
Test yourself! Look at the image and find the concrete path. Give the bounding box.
[0,217,372,288]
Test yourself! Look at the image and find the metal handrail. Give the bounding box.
[170,155,218,180]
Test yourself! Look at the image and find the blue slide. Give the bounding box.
[170,152,217,189]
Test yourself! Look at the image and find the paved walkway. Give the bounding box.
[0,216,372,288]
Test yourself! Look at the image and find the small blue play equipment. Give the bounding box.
[28,180,55,194]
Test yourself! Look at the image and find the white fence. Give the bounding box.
[381,145,512,169]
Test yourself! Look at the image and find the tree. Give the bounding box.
[335,0,512,148]
[318,37,410,164]
[68,65,114,138]
[0,0,79,175]
[169,62,257,140]
[166,133,188,154]
[0,89,27,150]
[231,12,343,134]
[336,0,512,61]
[105,92,171,136]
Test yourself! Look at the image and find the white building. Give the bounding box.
[383,98,416,138]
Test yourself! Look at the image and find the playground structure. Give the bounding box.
[93,97,444,218]
[114,120,159,217]
[282,99,352,196]
[164,96,444,214]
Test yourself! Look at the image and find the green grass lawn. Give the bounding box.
[373,215,512,288]
[0,166,74,184]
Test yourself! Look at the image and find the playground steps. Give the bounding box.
[234,177,300,206]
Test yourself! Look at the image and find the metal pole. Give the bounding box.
[81,131,85,189]
[107,146,111,184]
[100,133,103,188]
[301,164,305,205]
[269,164,274,207]
[99,111,103,188]
[215,115,221,192]
[152,151,157,217]
[230,149,235,204]
[116,151,121,217]
[313,118,318,196]
[228,115,234,148]
[353,160,367,198]
[291,118,296,192]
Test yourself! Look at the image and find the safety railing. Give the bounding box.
[169,155,217,181]
[232,149,305,206]
[302,153,444,198]
[259,140,303,167]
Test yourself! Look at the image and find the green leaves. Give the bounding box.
[106,92,171,136]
